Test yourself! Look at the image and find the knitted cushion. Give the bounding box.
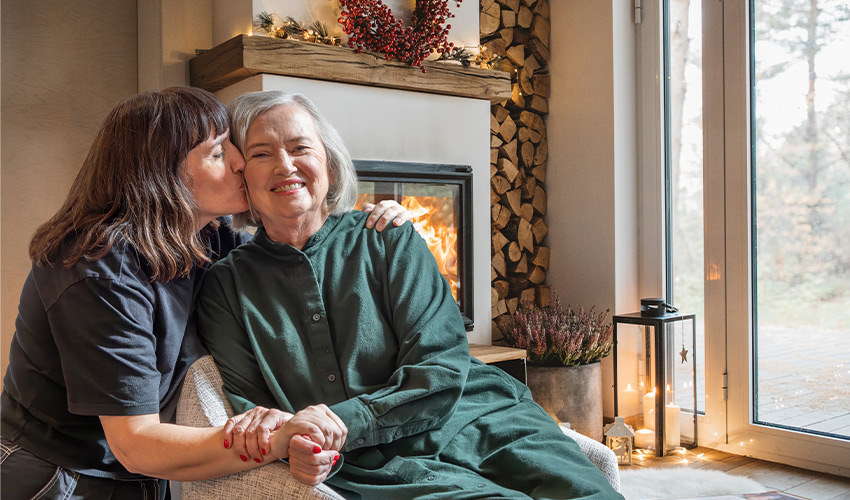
[175,355,345,500]
[560,426,621,492]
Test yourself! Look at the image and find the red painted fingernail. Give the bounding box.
[313,445,322,454]
[261,448,267,455]
[332,459,338,466]
[254,458,262,463]
[223,440,230,449]
[302,435,311,439]
[240,455,248,462]
[334,454,340,461]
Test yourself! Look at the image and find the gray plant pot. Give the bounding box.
[526,361,603,441]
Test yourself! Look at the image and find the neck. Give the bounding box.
[262,210,329,249]
[196,217,214,233]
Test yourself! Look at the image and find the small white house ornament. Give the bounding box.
[603,417,635,465]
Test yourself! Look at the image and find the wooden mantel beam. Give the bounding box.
[190,35,512,103]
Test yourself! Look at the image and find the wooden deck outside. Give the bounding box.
[755,325,850,437]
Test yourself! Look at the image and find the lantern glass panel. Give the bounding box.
[612,313,698,457]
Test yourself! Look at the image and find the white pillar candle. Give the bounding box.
[618,384,640,417]
[634,428,655,449]
[665,403,681,449]
[642,390,656,431]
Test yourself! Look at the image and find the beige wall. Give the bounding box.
[1,0,138,378]
[547,0,640,417]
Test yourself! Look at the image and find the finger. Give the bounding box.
[229,412,259,461]
[313,404,347,451]
[290,434,322,456]
[288,462,329,486]
[222,419,235,449]
[364,210,379,229]
[361,203,375,212]
[393,205,413,225]
[288,449,336,485]
[249,409,282,456]
[243,411,265,462]
[271,419,324,458]
[321,408,348,452]
[226,412,254,455]
[372,203,403,232]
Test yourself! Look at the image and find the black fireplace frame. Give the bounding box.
[353,160,474,331]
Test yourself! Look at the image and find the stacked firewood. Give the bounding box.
[482,0,551,342]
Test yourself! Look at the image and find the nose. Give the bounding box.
[228,142,246,174]
[273,151,297,176]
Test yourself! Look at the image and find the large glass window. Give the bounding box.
[665,0,705,415]
[752,0,850,439]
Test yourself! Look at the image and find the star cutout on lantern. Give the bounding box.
[680,346,689,364]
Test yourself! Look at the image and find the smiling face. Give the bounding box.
[242,103,331,240]
[182,130,248,228]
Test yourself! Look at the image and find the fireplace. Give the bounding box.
[353,160,474,331]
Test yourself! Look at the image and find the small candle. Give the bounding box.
[618,383,640,417]
[665,403,681,449]
[634,428,655,449]
[642,390,656,431]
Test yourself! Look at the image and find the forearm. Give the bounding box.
[102,417,282,481]
[329,344,468,451]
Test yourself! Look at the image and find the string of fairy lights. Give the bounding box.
[252,11,504,70]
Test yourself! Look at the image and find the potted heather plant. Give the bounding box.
[502,294,613,441]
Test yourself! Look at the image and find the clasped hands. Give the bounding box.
[222,404,347,485]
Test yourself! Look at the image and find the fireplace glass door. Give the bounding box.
[353,160,473,330]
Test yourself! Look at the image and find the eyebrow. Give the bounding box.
[246,136,312,151]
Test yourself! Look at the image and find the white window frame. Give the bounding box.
[640,0,850,475]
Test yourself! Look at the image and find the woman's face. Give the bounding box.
[183,130,248,227]
[242,103,330,228]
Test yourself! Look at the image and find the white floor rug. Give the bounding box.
[619,468,767,500]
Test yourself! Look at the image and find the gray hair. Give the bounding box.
[227,91,358,229]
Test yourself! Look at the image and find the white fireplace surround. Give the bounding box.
[215,75,493,344]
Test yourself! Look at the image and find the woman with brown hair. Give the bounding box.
[0,86,405,499]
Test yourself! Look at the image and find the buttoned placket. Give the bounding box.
[292,250,348,404]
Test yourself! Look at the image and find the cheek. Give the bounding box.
[242,166,265,194]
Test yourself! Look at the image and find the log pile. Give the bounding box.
[482,0,551,342]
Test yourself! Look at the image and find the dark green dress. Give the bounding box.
[198,212,622,500]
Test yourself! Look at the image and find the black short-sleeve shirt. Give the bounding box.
[1,220,247,479]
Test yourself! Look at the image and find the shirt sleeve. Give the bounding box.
[48,275,161,416]
[197,267,282,414]
[329,223,471,452]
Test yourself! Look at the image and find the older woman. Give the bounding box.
[0,86,407,500]
[197,91,623,499]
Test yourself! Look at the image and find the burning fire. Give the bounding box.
[401,196,458,300]
[355,194,459,301]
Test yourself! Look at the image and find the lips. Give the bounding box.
[271,181,305,193]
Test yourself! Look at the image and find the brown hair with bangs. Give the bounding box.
[29,86,229,281]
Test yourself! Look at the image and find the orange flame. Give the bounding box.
[401,196,459,301]
[355,194,459,302]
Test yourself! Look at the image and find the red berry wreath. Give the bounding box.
[338,0,462,70]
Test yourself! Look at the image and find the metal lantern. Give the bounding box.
[603,417,635,465]
[612,309,698,457]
